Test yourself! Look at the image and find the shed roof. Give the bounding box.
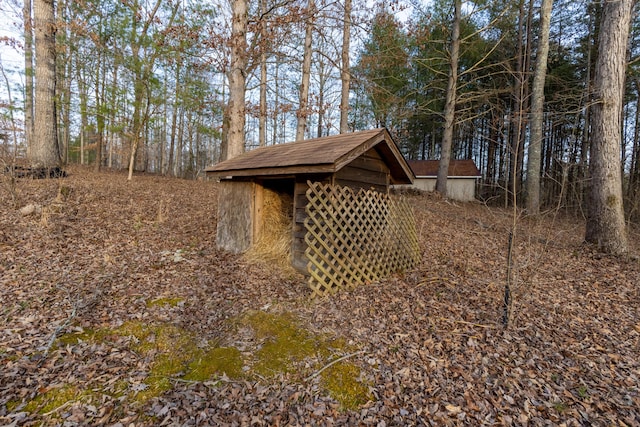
[407,159,481,178]
[206,128,414,184]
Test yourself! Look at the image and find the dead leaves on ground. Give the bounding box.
[1,166,639,425]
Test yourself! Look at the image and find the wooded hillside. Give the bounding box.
[1,167,638,425]
[2,0,640,219]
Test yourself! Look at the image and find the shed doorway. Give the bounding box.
[245,178,295,271]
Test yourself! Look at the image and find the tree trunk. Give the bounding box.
[339,0,352,133]
[175,107,185,177]
[526,0,553,215]
[77,62,87,165]
[125,0,174,180]
[581,1,601,186]
[296,0,314,141]
[168,60,181,176]
[585,0,631,255]
[56,0,70,165]
[31,0,60,168]
[508,0,531,203]
[258,0,267,147]
[226,0,248,160]
[436,0,460,196]
[127,73,145,180]
[272,54,279,144]
[23,0,34,155]
[108,61,119,169]
[317,58,327,138]
[629,79,640,207]
[94,48,105,172]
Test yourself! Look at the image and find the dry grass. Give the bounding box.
[244,187,296,275]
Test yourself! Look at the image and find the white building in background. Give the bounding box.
[397,159,481,202]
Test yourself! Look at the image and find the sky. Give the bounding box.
[0,2,24,105]
[0,0,419,122]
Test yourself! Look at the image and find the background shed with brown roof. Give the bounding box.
[206,128,414,272]
[400,159,481,202]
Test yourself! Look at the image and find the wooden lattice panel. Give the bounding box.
[304,181,420,297]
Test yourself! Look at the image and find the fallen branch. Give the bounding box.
[419,352,441,363]
[41,305,77,359]
[305,350,365,382]
[436,317,496,329]
[41,400,73,417]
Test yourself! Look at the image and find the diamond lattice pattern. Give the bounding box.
[304,181,420,297]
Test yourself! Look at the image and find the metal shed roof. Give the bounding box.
[205,128,414,184]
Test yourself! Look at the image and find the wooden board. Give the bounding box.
[216,180,255,253]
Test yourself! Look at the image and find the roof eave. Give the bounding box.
[206,163,336,178]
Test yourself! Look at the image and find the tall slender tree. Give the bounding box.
[585,0,632,254]
[125,0,178,180]
[436,0,461,196]
[258,0,268,147]
[526,0,553,215]
[339,0,352,133]
[224,0,248,160]
[31,0,60,169]
[23,0,34,154]
[296,0,315,141]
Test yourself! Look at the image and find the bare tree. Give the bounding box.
[526,0,553,215]
[23,0,34,154]
[258,0,268,147]
[225,0,248,160]
[31,0,60,168]
[436,0,460,196]
[585,0,632,255]
[295,0,314,141]
[339,0,351,133]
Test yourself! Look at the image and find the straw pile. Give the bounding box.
[244,187,295,274]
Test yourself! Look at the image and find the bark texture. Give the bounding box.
[585,0,631,254]
[436,0,460,196]
[339,0,352,134]
[226,0,248,160]
[32,0,60,168]
[23,0,34,153]
[295,0,314,141]
[526,0,553,215]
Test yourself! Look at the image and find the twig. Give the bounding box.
[436,317,496,329]
[41,306,77,359]
[41,400,73,416]
[305,350,365,382]
[419,352,441,363]
[503,231,514,327]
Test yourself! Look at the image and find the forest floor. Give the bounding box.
[0,165,639,426]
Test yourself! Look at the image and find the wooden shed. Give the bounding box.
[400,159,481,202]
[205,128,414,273]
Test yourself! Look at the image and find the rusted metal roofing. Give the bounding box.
[407,159,481,178]
[206,128,414,184]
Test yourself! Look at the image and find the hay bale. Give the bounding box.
[244,187,295,274]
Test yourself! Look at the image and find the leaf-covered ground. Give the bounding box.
[1,166,639,426]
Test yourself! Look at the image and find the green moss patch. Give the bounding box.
[242,311,319,377]
[56,327,112,346]
[113,321,244,403]
[240,311,371,409]
[48,311,371,413]
[321,362,372,410]
[185,347,244,381]
[54,320,245,406]
[23,384,88,414]
[146,297,184,308]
